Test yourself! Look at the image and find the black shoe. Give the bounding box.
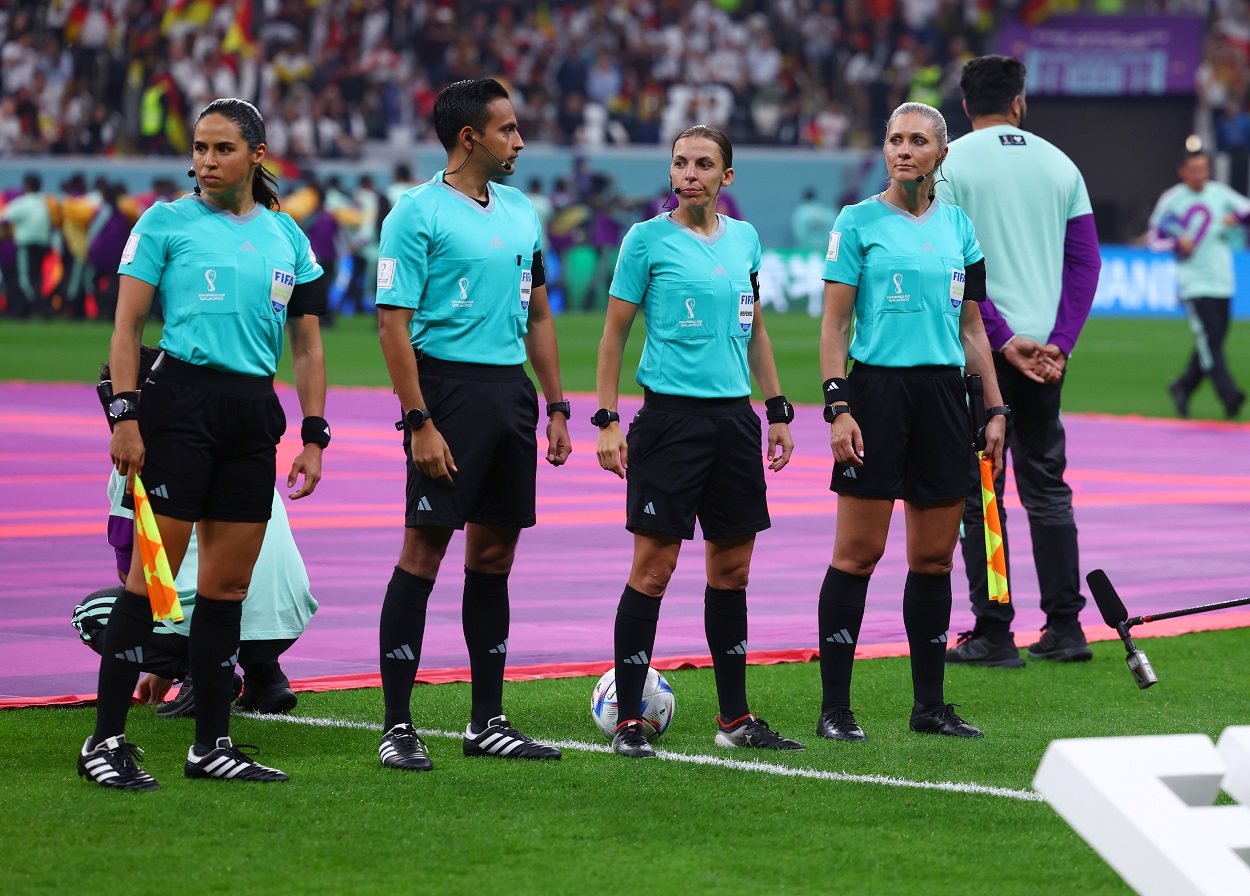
[156,673,243,719]
[945,630,1025,668]
[816,706,867,742]
[611,719,657,758]
[1168,381,1190,418]
[238,668,297,714]
[463,715,562,760]
[379,723,433,771]
[1028,621,1093,662]
[714,714,805,750]
[1224,390,1246,419]
[185,736,289,782]
[78,735,160,791]
[909,704,984,738]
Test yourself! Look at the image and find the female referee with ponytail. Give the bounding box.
[814,102,1005,743]
[596,125,804,758]
[79,98,328,790]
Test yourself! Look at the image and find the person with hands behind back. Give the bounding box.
[596,124,803,759]
[81,98,328,791]
[374,79,571,773]
[816,102,1005,744]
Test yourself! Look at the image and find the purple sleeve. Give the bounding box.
[107,513,134,579]
[978,297,1015,351]
[1048,213,1101,357]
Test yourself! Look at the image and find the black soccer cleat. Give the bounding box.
[237,668,297,715]
[909,703,984,738]
[945,630,1026,668]
[379,723,433,771]
[1027,622,1092,662]
[715,714,804,750]
[185,737,289,781]
[1168,381,1190,418]
[156,673,243,719]
[78,735,160,791]
[816,706,867,742]
[611,719,656,758]
[463,715,561,760]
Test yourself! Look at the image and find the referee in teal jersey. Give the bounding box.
[596,125,804,758]
[374,80,571,771]
[816,103,1006,743]
[82,99,329,790]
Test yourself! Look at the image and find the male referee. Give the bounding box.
[373,79,572,770]
[937,55,1102,667]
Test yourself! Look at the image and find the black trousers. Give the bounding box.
[1175,296,1242,406]
[959,353,1085,632]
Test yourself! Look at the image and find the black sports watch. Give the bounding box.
[591,408,621,428]
[404,407,432,430]
[985,405,1012,423]
[546,399,572,419]
[823,404,853,424]
[107,392,140,426]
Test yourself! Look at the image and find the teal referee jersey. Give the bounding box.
[823,195,983,367]
[119,195,323,377]
[375,170,542,366]
[609,213,761,399]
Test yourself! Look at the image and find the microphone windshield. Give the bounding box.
[1087,569,1128,628]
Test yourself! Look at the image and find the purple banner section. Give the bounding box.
[997,16,1204,96]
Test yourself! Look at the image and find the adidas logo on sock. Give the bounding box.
[643,502,656,515]
[930,633,948,644]
[725,640,748,656]
[416,496,432,512]
[841,468,857,479]
[622,651,649,665]
[220,651,239,668]
[149,484,169,499]
[825,628,854,645]
[488,639,508,655]
[114,646,144,663]
[385,644,416,661]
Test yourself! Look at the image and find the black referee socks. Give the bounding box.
[463,567,510,730]
[704,585,749,722]
[379,566,434,732]
[92,588,156,744]
[817,566,869,710]
[614,585,662,723]
[189,594,242,748]
[903,570,953,710]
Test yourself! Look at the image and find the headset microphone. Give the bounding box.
[468,135,513,171]
[915,171,928,183]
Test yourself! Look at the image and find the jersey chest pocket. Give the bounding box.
[664,281,715,340]
[869,257,921,315]
[428,257,487,320]
[731,280,754,339]
[186,254,238,315]
[260,259,297,321]
[942,258,966,316]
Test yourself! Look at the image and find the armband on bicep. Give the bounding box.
[964,259,987,303]
[287,274,329,317]
[531,250,546,289]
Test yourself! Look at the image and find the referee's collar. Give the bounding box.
[875,194,940,226]
[664,212,726,245]
[434,169,495,214]
[190,194,265,224]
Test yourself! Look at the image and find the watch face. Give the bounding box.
[109,397,129,416]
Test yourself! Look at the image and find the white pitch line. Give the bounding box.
[236,710,1043,802]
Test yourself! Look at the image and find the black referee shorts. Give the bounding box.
[625,391,770,541]
[139,355,284,522]
[404,355,538,530]
[832,363,972,502]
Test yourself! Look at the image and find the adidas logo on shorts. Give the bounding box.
[842,468,857,479]
[643,502,656,515]
[416,496,432,512]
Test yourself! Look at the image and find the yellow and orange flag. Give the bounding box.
[978,455,1010,604]
[132,475,184,622]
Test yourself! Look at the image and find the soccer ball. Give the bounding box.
[591,667,675,742]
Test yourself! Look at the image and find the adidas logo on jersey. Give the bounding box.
[725,640,748,656]
[385,644,416,661]
[825,628,854,645]
[711,264,728,276]
[622,650,650,665]
[643,502,656,515]
[488,639,508,655]
[920,242,935,252]
[239,241,258,252]
[149,483,169,499]
[487,236,505,248]
[416,496,432,512]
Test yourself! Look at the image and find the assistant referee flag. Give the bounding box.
[132,475,184,622]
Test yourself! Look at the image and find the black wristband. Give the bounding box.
[823,377,852,405]
[301,415,331,448]
[824,404,854,424]
[764,395,794,425]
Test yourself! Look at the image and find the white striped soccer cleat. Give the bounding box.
[185,736,289,782]
[462,715,561,760]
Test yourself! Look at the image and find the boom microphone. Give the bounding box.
[468,136,512,171]
[1087,568,1128,628]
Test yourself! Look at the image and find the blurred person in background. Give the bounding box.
[0,173,54,319]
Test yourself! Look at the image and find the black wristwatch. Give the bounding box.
[546,399,572,419]
[107,392,140,426]
[823,404,853,424]
[985,405,1012,423]
[403,407,432,430]
[591,408,620,428]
